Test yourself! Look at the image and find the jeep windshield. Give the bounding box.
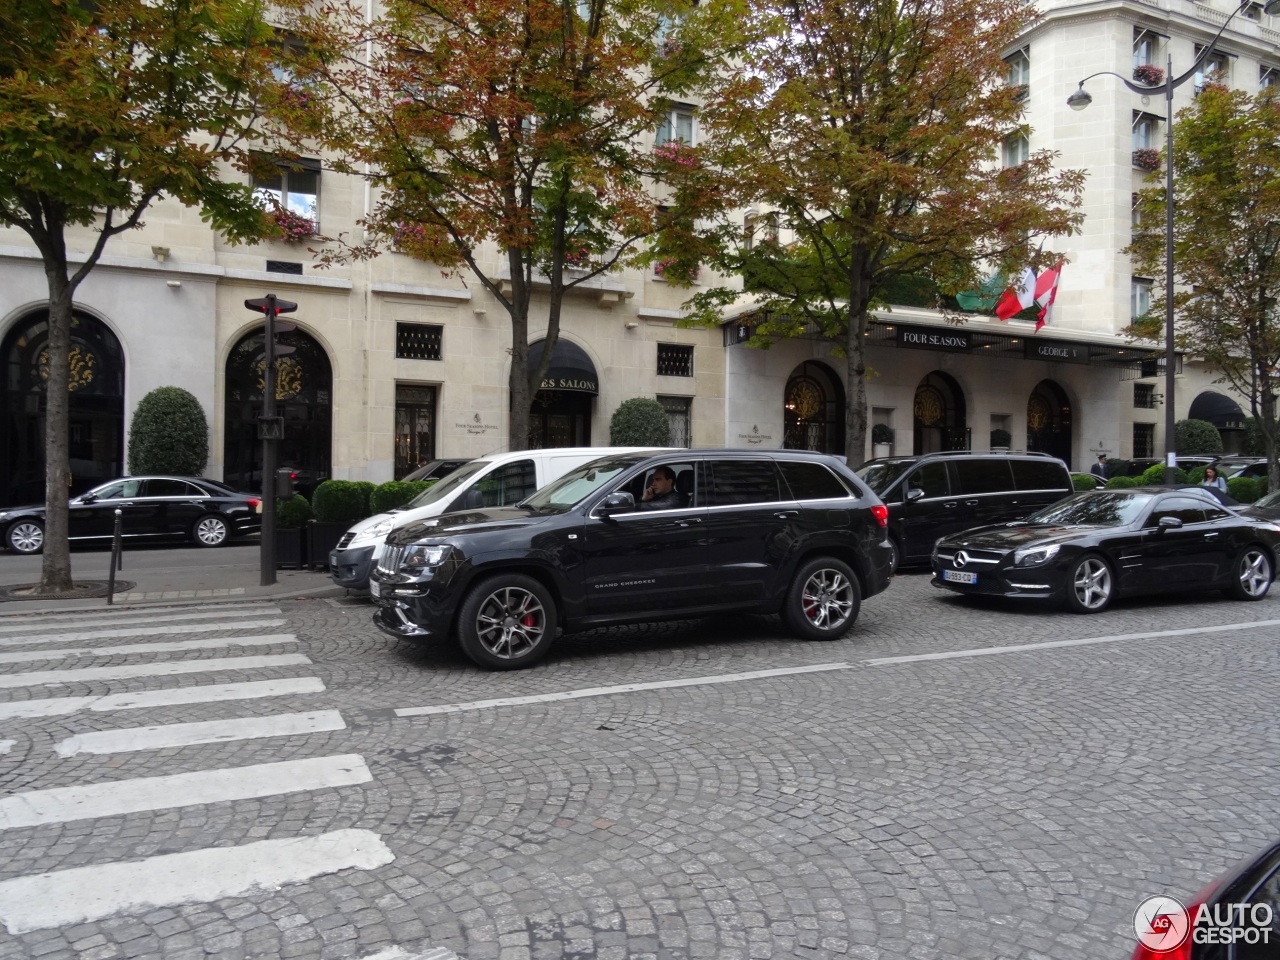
[855,459,915,495]
[519,454,649,513]
[403,459,490,508]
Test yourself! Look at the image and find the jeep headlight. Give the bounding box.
[352,519,395,545]
[400,543,452,572]
[1013,543,1060,567]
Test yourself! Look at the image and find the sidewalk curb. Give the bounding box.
[0,579,348,618]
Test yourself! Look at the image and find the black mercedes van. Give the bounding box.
[855,451,1073,571]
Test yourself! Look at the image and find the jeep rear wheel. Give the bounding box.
[457,574,557,670]
[783,557,861,641]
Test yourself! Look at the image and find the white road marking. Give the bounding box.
[0,653,311,689]
[0,753,372,829]
[394,663,852,717]
[0,619,287,649]
[0,634,297,665]
[359,949,459,960]
[0,607,282,635]
[0,678,326,720]
[54,710,346,757]
[864,619,1280,666]
[0,741,12,754]
[0,828,394,934]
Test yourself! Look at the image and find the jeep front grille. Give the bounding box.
[377,544,405,575]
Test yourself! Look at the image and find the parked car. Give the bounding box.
[930,486,1280,613]
[401,458,471,483]
[369,449,893,669]
[0,476,262,554]
[330,447,673,591]
[1211,455,1267,480]
[1116,456,1216,478]
[1130,837,1280,959]
[855,451,1073,572]
[1239,489,1280,520]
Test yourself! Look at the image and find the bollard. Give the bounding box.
[107,508,123,605]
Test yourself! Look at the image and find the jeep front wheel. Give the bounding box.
[457,574,557,670]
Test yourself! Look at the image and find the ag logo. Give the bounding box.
[1133,896,1190,952]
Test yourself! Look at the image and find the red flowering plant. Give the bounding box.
[394,221,429,251]
[271,207,315,241]
[1132,64,1165,86]
[653,141,699,169]
[563,243,593,269]
[653,256,698,283]
[1132,147,1161,172]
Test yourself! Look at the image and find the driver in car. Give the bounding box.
[638,466,683,511]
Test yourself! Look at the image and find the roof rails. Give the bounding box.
[910,449,1056,459]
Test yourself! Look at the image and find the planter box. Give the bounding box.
[275,527,308,570]
[873,443,892,459]
[307,520,350,570]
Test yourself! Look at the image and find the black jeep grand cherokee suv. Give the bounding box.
[370,449,894,669]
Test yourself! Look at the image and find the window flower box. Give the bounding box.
[1132,147,1161,172]
[1133,64,1165,86]
[271,207,315,241]
[653,142,698,168]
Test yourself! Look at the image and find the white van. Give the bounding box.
[329,447,670,590]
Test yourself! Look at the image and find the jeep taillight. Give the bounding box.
[870,504,888,528]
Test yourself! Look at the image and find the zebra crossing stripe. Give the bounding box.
[0,634,297,666]
[0,753,372,829]
[0,677,327,720]
[0,827,394,934]
[0,606,282,634]
[0,653,311,689]
[54,710,347,757]
[0,620,287,649]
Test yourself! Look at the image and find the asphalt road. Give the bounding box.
[0,570,1276,959]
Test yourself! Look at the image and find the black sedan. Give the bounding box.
[0,476,262,554]
[930,487,1280,613]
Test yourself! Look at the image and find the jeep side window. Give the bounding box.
[906,462,949,499]
[709,460,784,506]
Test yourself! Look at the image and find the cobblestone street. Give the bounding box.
[0,571,1276,959]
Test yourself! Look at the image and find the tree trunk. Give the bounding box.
[39,272,76,593]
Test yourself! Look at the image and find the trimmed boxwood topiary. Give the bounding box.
[609,397,671,446]
[127,386,209,476]
[311,480,370,523]
[990,428,1011,448]
[276,494,313,529]
[1175,418,1224,456]
[1228,476,1262,503]
[370,480,434,514]
[1106,475,1138,488]
[1072,473,1098,491]
[871,423,894,445]
[352,481,375,518]
[1140,463,1186,485]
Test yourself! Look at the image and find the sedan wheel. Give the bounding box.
[458,575,557,670]
[1064,554,1113,614]
[6,520,44,555]
[1229,546,1273,601]
[783,557,862,640]
[192,515,230,547]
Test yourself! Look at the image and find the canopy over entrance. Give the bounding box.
[527,338,599,395]
[1189,391,1245,428]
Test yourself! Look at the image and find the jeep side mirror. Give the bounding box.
[905,487,925,502]
[599,492,635,515]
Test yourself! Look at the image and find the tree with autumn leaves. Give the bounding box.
[0,0,302,594]
[291,0,732,449]
[1129,84,1280,494]
[686,0,1086,463]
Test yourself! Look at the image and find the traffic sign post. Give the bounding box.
[244,294,298,586]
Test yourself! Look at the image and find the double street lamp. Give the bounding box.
[1067,0,1280,482]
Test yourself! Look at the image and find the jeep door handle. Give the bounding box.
[774,510,799,519]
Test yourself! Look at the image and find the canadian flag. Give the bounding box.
[995,267,1037,321]
[1034,260,1064,332]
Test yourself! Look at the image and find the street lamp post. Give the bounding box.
[1066,0,1280,483]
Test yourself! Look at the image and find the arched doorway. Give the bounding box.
[1026,380,1072,465]
[223,326,332,494]
[1189,390,1245,452]
[783,361,845,454]
[525,338,599,448]
[913,372,967,453]
[0,310,125,505]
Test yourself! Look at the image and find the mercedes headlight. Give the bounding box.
[400,543,452,571]
[1013,543,1060,567]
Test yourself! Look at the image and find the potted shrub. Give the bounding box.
[871,423,894,457]
[308,479,371,569]
[275,494,312,569]
[610,398,671,445]
[127,386,209,475]
[370,479,433,515]
[990,428,1011,451]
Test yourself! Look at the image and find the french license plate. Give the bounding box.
[943,569,977,585]
[369,579,382,598]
